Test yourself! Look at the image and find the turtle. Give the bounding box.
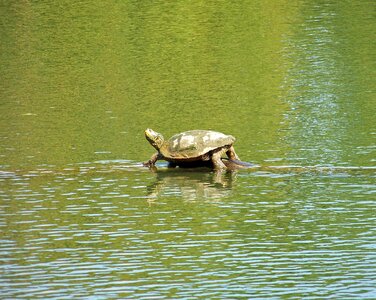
[143,128,240,170]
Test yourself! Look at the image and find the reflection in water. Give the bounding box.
[1,164,375,299]
[146,168,235,201]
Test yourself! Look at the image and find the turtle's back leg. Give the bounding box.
[211,149,227,170]
[226,146,239,160]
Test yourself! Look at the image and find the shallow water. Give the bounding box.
[1,1,375,299]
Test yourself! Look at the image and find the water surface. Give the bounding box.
[1,1,375,298]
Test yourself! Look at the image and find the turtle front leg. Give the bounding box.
[226,146,240,160]
[211,150,227,170]
[143,152,161,168]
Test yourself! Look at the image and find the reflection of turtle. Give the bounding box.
[143,128,240,170]
[146,168,235,201]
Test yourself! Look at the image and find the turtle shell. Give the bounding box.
[162,130,235,159]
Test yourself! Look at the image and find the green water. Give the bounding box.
[1,1,375,299]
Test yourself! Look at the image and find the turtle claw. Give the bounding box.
[143,160,158,172]
[143,160,153,168]
[143,153,160,169]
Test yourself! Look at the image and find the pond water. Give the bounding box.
[1,1,375,299]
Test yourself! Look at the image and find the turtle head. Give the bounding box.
[145,128,165,151]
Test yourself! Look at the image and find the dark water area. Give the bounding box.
[1,1,375,298]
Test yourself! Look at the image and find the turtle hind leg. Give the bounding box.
[211,150,227,170]
[226,146,240,160]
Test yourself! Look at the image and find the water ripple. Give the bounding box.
[1,161,375,299]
